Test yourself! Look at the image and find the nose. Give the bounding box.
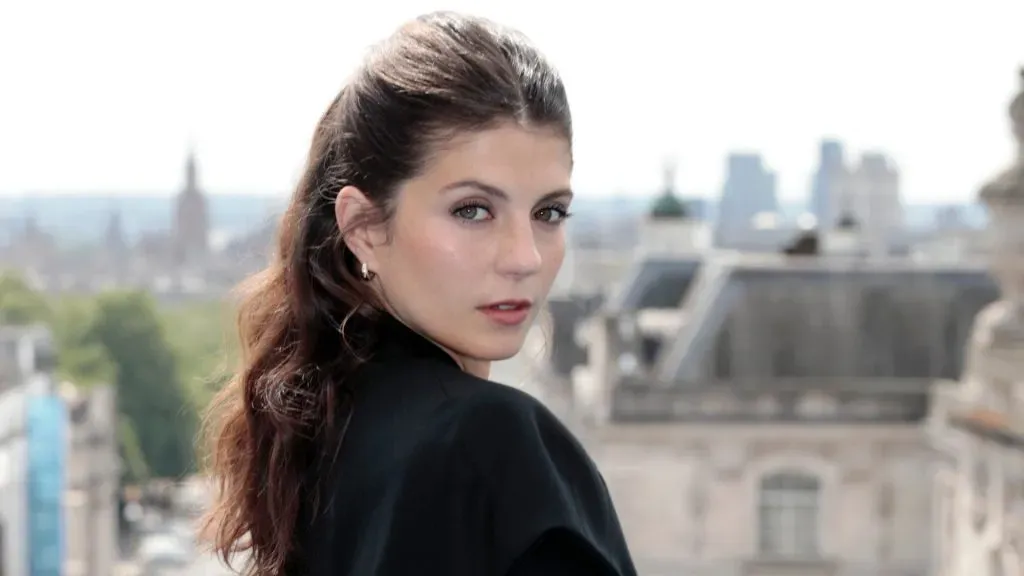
[496,218,542,278]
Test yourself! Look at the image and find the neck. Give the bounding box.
[378,307,492,379]
[461,358,491,380]
[443,347,490,379]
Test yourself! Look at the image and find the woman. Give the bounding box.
[202,11,637,576]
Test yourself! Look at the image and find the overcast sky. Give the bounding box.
[1,0,1021,202]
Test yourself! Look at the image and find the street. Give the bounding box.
[160,554,238,576]
[118,550,242,576]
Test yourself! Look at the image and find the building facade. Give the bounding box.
[0,379,30,576]
[542,247,999,575]
[0,326,62,576]
[174,149,211,267]
[62,384,120,576]
[715,153,779,249]
[535,69,1024,576]
[0,326,120,576]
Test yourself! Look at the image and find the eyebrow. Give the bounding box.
[440,179,573,203]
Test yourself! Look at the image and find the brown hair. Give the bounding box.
[200,11,572,575]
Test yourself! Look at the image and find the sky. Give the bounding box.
[1,0,1022,203]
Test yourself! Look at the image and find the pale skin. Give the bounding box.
[335,122,573,379]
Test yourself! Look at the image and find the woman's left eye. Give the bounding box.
[453,205,492,221]
[534,206,571,224]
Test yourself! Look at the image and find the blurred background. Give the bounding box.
[1,0,1024,574]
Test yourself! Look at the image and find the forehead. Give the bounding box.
[413,123,572,194]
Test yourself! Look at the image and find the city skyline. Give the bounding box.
[1,0,1022,202]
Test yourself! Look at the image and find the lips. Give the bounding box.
[480,300,532,312]
[477,300,533,327]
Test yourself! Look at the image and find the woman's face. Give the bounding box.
[358,122,572,371]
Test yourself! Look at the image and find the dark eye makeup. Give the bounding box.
[449,200,573,224]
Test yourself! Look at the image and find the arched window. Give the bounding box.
[758,472,821,557]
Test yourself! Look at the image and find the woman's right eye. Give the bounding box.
[452,205,493,222]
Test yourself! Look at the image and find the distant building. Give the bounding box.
[0,326,120,576]
[810,139,846,228]
[837,152,904,258]
[0,326,62,576]
[62,383,120,576]
[806,139,906,258]
[531,67,1024,576]
[715,153,778,249]
[639,161,711,256]
[539,248,998,575]
[174,149,211,266]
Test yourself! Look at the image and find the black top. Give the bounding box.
[295,313,637,576]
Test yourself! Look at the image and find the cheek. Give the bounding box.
[540,230,566,275]
[390,219,480,283]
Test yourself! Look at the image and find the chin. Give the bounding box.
[469,334,527,362]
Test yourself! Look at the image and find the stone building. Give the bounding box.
[532,68,1024,576]
[641,160,711,257]
[928,395,1024,575]
[174,149,211,267]
[62,383,120,576]
[0,325,61,576]
[0,326,120,576]
[928,68,1024,576]
[559,253,995,576]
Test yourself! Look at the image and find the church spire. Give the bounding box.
[175,142,210,264]
[185,145,198,194]
[661,158,677,195]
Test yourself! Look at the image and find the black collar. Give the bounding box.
[371,312,461,369]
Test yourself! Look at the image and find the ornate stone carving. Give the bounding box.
[962,301,1024,404]
[965,69,1024,410]
[1012,67,1024,147]
[979,68,1024,205]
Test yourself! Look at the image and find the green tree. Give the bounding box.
[160,299,236,411]
[0,271,51,325]
[89,291,198,480]
[51,298,118,388]
[0,272,116,389]
[0,272,215,482]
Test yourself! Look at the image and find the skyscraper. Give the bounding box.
[810,139,846,228]
[840,152,903,257]
[715,153,778,246]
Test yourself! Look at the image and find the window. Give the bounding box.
[758,472,821,557]
[640,336,661,366]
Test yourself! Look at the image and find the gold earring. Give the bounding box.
[360,262,376,281]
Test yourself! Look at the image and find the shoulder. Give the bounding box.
[429,365,582,467]
[448,376,588,477]
[440,370,635,575]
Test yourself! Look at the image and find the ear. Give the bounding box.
[335,185,383,271]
